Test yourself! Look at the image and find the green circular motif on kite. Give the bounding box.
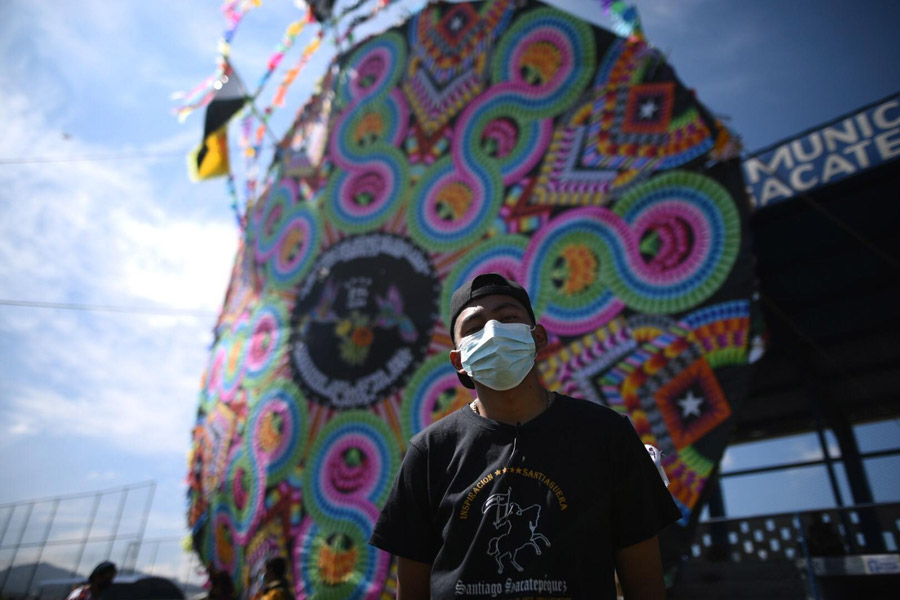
[223,445,264,542]
[440,233,530,330]
[406,155,504,252]
[295,516,387,600]
[302,410,401,526]
[243,296,290,386]
[263,202,323,290]
[611,170,741,314]
[246,380,309,487]
[326,32,410,235]
[402,353,472,443]
[522,171,740,334]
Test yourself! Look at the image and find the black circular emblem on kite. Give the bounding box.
[289,233,440,409]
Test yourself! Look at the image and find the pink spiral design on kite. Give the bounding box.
[318,433,381,502]
[629,200,712,284]
[245,312,279,374]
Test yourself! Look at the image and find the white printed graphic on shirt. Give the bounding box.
[482,488,551,574]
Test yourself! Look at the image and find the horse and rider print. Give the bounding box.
[483,488,552,574]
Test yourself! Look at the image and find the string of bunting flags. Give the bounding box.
[237,0,399,221]
[181,0,402,229]
[173,0,262,123]
[178,0,647,220]
[600,0,644,39]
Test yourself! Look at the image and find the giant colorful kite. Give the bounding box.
[187,0,754,596]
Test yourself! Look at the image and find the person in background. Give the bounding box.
[204,568,236,600]
[806,512,846,556]
[65,561,116,600]
[258,557,293,600]
[370,273,680,599]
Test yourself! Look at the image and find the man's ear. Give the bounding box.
[449,349,464,374]
[533,324,548,352]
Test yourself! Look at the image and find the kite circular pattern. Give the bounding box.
[294,516,390,600]
[297,412,398,598]
[189,1,754,596]
[402,353,472,443]
[406,155,503,251]
[521,208,627,336]
[244,298,289,383]
[326,34,409,234]
[254,178,297,260]
[289,233,440,409]
[265,203,323,290]
[247,383,309,485]
[216,319,251,399]
[302,411,401,525]
[611,170,741,313]
[486,7,596,184]
[224,445,264,543]
[522,171,740,333]
[211,507,242,580]
[440,233,529,331]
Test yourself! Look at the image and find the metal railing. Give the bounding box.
[677,503,900,599]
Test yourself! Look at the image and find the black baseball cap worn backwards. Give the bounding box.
[448,272,536,389]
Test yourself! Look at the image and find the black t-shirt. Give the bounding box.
[370,393,682,599]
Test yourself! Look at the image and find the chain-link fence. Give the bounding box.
[0,483,204,600]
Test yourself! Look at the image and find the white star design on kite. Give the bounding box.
[639,99,658,120]
[677,390,704,418]
[449,15,464,32]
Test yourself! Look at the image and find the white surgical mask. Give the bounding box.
[458,320,536,391]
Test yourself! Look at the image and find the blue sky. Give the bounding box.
[2,0,899,583]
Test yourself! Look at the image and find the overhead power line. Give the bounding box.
[0,298,217,318]
[0,141,277,166]
[0,150,190,165]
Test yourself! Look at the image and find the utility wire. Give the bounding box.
[0,142,278,166]
[0,150,245,166]
[0,150,189,165]
[0,298,217,318]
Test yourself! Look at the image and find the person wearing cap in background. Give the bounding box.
[370,273,681,599]
[66,561,116,600]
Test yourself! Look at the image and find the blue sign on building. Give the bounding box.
[743,93,900,209]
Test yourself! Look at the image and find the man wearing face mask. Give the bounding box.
[370,273,681,599]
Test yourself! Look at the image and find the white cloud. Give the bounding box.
[2,325,208,456]
[9,421,37,435]
[0,2,225,107]
[0,91,237,308]
[110,209,237,311]
[0,11,236,461]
